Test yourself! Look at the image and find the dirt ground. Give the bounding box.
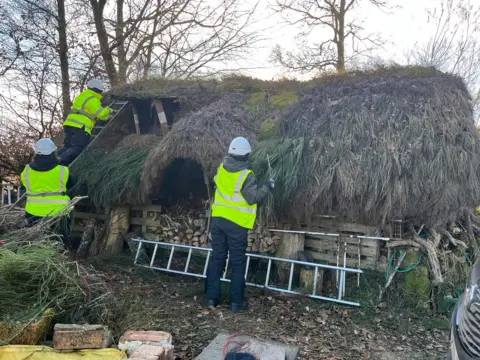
[95,259,450,360]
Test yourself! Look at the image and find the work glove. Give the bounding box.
[265,178,275,190]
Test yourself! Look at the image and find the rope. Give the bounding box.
[222,332,259,360]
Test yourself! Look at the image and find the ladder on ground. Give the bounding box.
[68,100,129,168]
[132,237,363,307]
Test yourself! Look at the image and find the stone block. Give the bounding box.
[196,333,299,360]
[53,324,112,350]
[118,331,172,355]
[129,344,174,360]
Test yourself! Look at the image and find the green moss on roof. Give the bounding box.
[269,92,298,110]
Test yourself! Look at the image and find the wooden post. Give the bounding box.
[275,232,305,283]
[1,183,4,206]
[153,100,169,136]
[101,206,130,255]
[142,209,147,236]
[132,104,141,134]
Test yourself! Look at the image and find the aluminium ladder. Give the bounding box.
[132,237,363,306]
[67,100,129,169]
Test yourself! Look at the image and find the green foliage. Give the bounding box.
[269,92,298,109]
[259,119,277,140]
[245,92,266,109]
[250,138,304,218]
[0,240,109,329]
[71,148,149,209]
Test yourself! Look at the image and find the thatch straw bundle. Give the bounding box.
[71,148,149,209]
[273,69,480,226]
[142,93,258,196]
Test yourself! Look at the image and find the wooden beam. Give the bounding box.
[132,103,141,134]
[153,100,169,136]
[73,211,109,221]
[131,205,163,212]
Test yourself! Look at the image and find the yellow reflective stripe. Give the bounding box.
[27,199,70,204]
[59,166,66,192]
[24,165,67,196]
[235,169,249,193]
[65,118,93,132]
[215,189,244,203]
[213,200,256,214]
[24,166,33,194]
[70,95,99,120]
[93,106,104,117]
[214,168,250,202]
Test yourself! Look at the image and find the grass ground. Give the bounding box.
[93,257,450,360]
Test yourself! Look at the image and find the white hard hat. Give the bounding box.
[87,79,105,92]
[228,137,252,156]
[34,138,57,155]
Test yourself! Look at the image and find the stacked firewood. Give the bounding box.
[247,223,281,254]
[145,215,210,248]
[140,210,281,254]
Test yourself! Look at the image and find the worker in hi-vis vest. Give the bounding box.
[57,79,112,165]
[21,139,74,243]
[205,137,274,312]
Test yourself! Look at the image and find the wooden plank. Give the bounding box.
[142,210,147,235]
[153,100,169,136]
[312,218,380,235]
[130,217,162,227]
[131,205,163,212]
[73,211,109,221]
[132,104,141,134]
[305,239,378,257]
[305,235,378,248]
[309,251,377,269]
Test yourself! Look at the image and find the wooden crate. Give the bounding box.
[301,219,386,270]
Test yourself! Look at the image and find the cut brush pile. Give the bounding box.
[0,202,112,345]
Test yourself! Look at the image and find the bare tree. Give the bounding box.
[271,0,388,74]
[87,0,261,85]
[406,0,480,106]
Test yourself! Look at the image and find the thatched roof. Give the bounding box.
[268,69,479,226]
[73,66,480,226]
[142,94,258,195]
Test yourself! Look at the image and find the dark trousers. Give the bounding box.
[205,217,248,304]
[57,126,90,166]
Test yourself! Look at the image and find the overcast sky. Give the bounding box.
[238,0,444,79]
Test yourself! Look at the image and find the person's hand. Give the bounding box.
[266,178,275,190]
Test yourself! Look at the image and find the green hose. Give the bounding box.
[385,250,423,280]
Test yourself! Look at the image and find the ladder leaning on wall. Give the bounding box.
[68,100,129,168]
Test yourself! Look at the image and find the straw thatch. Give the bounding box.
[271,69,479,226]
[75,66,480,228]
[142,93,258,196]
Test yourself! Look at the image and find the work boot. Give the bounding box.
[229,300,248,313]
[204,299,218,309]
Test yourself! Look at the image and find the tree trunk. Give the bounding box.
[116,0,127,84]
[56,0,71,120]
[90,0,118,85]
[101,206,129,255]
[336,1,346,74]
[275,232,305,283]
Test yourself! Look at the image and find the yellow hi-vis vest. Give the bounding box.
[20,165,71,217]
[64,89,111,134]
[211,164,257,229]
